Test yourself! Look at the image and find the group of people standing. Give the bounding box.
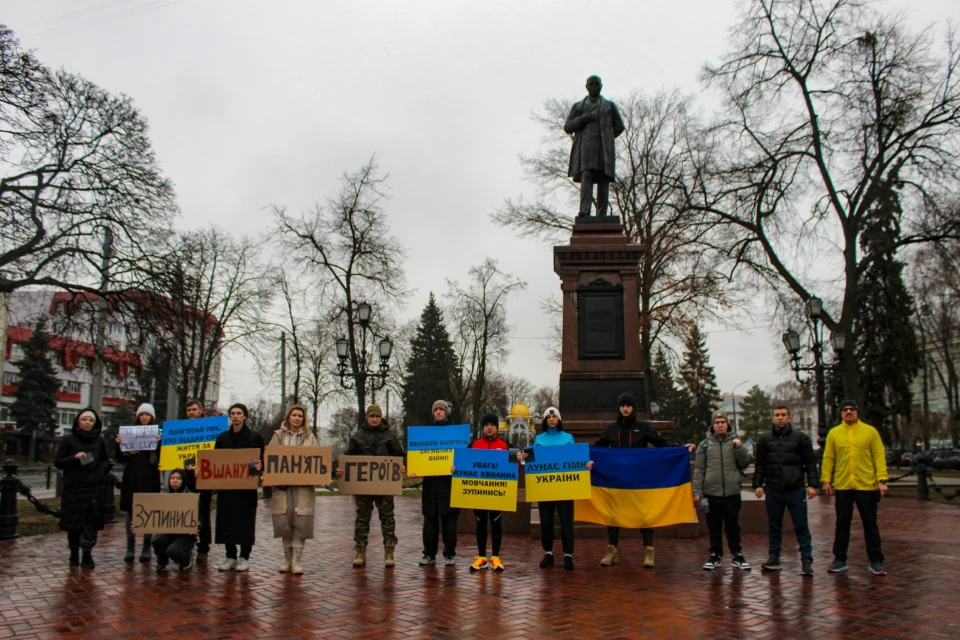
[54,392,890,578]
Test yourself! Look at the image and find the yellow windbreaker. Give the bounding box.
[820,420,888,490]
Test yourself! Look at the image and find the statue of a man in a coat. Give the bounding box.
[564,75,625,218]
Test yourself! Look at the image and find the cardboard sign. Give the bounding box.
[195,448,260,490]
[262,446,333,486]
[450,448,519,512]
[131,492,200,534]
[406,424,471,477]
[524,443,593,502]
[159,416,228,471]
[118,425,160,452]
[337,455,404,496]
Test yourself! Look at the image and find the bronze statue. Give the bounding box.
[564,75,625,218]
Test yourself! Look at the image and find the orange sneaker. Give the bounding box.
[491,556,504,571]
[469,556,488,571]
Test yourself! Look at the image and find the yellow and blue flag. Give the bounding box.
[574,446,696,528]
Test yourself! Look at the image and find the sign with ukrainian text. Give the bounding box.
[523,444,592,502]
[194,448,260,490]
[118,425,159,453]
[337,455,404,496]
[450,448,519,512]
[406,424,471,477]
[158,416,227,471]
[262,446,333,486]
[131,493,200,534]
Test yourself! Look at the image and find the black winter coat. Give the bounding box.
[116,441,161,513]
[213,424,265,546]
[346,420,405,457]
[753,424,819,492]
[55,413,111,532]
[420,418,459,517]
[595,413,672,449]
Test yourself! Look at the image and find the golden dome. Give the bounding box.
[509,403,531,419]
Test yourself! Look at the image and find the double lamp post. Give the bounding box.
[334,302,393,412]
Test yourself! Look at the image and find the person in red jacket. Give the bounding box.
[466,413,509,572]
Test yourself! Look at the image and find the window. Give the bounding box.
[0,405,10,422]
[2,372,20,386]
[108,320,123,335]
[58,409,79,426]
[76,357,91,371]
[9,344,26,362]
[104,385,131,400]
[65,381,82,394]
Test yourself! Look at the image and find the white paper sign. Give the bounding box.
[119,425,160,452]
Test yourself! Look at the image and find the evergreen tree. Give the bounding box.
[676,323,721,443]
[738,384,772,440]
[401,293,458,426]
[853,174,921,445]
[10,322,60,434]
[650,346,690,423]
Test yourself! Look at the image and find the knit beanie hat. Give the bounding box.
[228,402,249,417]
[480,413,499,428]
[839,399,858,411]
[77,409,97,423]
[712,410,729,422]
[136,403,156,419]
[617,393,636,408]
[432,400,450,415]
[366,404,383,418]
[543,406,562,421]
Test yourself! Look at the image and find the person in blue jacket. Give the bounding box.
[518,407,593,570]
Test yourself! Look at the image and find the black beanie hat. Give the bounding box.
[481,413,500,428]
[617,393,636,408]
[228,402,249,417]
[839,399,858,411]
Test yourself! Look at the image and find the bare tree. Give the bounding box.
[531,385,560,416]
[271,159,408,420]
[327,406,360,448]
[299,321,340,440]
[695,0,960,396]
[484,372,535,418]
[447,259,526,434]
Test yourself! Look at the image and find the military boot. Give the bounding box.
[352,543,367,567]
[384,544,396,568]
[600,545,619,566]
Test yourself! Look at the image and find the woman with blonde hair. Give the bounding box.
[270,404,323,574]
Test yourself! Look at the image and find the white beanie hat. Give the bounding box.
[543,406,562,421]
[136,403,156,419]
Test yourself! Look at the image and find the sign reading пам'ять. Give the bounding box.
[262,446,333,486]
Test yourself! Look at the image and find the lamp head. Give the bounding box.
[782,329,801,355]
[335,337,349,359]
[378,336,393,360]
[806,297,823,319]
[357,302,372,326]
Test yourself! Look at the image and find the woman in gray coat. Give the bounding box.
[693,410,753,571]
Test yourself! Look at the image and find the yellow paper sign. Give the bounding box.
[406,449,455,477]
[448,448,519,512]
[406,424,471,477]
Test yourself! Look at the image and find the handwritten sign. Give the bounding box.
[450,448,519,512]
[118,425,159,453]
[159,416,228,471]
[262,446,333,486]
[524,444,592,502]
[131,493,200,534]
[195,448,260,490]
[406,424,471,477]
[337,455,404,496]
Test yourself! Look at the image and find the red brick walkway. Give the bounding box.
[0,496,957,639]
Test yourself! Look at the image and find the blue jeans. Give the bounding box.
[765,486,813,560]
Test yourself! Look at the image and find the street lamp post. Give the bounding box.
[334,302,393,411]
[782,297,846,471]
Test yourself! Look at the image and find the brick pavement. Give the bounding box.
[0,496,957,639]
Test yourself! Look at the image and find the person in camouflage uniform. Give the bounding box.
[336,404,405,567]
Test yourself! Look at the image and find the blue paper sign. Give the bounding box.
[406,425,471,450]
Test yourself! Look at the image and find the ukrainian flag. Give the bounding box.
[574,446,696,529]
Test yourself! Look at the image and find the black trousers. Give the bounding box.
[152,534,195,566]
[705,494,742,556]
[607,526,654,547]
[66,525,98,551]
[423,513,459,558]
[197,490,213,553]
[833,490,884,563]
[579,169,612,217]
[474,510,502,556]
[225,544,252,559]
[539,500,575,555]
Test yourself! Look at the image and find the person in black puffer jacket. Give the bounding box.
[411,400,460,566]
[753,405,819,575]
[55,408,111,569]
[594,393,694,569]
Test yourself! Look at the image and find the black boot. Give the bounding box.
[124,542,135,563]
[81,550,95,569]
[139,537,152,563]
[69,548,80,567]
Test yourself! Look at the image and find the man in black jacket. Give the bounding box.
[753,405,819,576]
[413,400,460,566]
[595,393,694,569]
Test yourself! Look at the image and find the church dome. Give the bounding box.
[509,402,531,419]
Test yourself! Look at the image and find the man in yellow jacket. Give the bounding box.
[821,400,888,576]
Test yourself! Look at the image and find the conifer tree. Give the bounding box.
[402,293,458,425]
[676,323,721,443]
[10,322,60,434]
[738,384,772,440]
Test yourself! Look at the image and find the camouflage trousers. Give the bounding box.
[354,495,397,546]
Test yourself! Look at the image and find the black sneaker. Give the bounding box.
[732,554,751,570]
[80,552,95,569]
[868,561,887,576]
[801,559,814,576]
[539,553,554,568]
[69,550,80,567]
[563,555,574,570]
[827,559,849,573]
[703,554,721,570]
[761,555,782,571]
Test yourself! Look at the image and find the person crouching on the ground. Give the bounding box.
[270,404,324,575]
[518,407,593,570]
[150,469,198,573]
[409,399,460,567]
[214,403,265,572]
[55,408,111,569]
[821,400,889,576]
[753,405,818,576]
[595,393,695,568]
[693,410,753,571]
[335,404,406,568]
[463,413,509,572]
[115,402,162,564]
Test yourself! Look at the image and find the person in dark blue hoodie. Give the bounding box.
[519,407,593,570]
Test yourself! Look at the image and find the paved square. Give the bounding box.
[0,496,957,639]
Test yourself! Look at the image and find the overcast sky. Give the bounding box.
[5,0,957,415]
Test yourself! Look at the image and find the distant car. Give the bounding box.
[900,452,913,466]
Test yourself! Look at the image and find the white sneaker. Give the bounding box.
[218,558,237,571]
[235,557,249,571]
